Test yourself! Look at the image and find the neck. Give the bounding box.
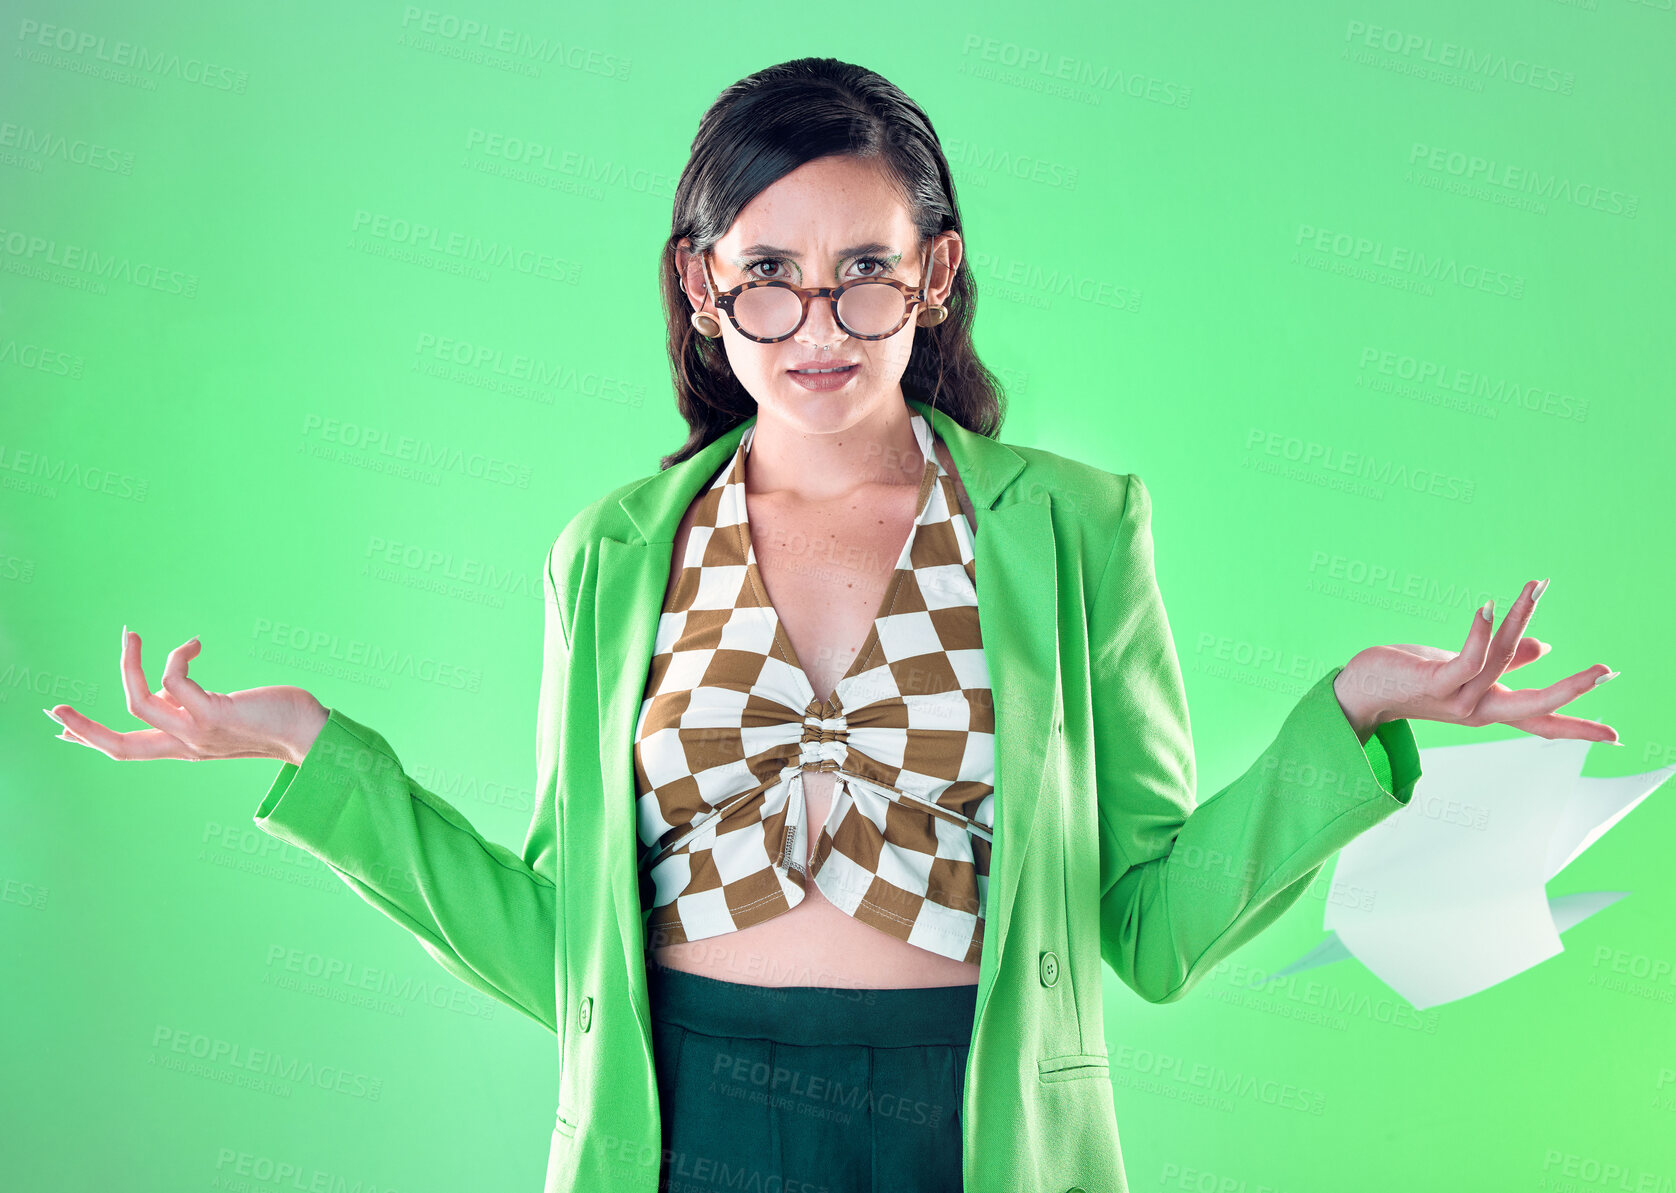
[744,390,925,501]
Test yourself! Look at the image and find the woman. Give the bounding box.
[46,57,1619,1193]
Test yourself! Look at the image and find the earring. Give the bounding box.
[690,310,722,337]
[915,305,948,328]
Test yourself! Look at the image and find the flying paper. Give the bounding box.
[1264,736,1671,1009]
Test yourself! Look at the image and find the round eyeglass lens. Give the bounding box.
[734,282,907,339]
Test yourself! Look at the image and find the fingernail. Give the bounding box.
[1532,578,1550,602]
[1604,738,1625,747]
[1479,599,1493,622]
[1593,670,1620,688]
[42,707,63,725]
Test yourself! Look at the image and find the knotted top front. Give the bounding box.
[630,409,996,965]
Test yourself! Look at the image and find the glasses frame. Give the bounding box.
[696,240,935,343]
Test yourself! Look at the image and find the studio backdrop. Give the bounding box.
[4,3,1670,1191]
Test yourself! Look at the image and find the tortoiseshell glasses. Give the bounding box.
[697,243,934,342]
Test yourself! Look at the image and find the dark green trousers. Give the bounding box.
[647,962,977,1193]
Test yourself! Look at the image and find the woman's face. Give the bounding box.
[676,154,962,434]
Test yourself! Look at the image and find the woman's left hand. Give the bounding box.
[1332,578,1621,745]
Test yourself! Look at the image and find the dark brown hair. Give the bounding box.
[656,57,1006,470]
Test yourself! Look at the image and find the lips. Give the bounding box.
[786,359,860,374]
[785,359,862,391]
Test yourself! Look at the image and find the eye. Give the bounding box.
[742,257,788,280]
[740,254,897,283]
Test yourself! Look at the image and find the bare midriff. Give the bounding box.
[646,435,983,991]
[649,765,981,988]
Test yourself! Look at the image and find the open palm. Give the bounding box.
[1336,579,1620,743]
[45,628,327,764]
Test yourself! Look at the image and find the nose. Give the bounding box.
[793,291,846,348]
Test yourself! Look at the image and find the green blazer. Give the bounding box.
[254,395,1421,1193]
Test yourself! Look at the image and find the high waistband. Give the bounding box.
[646,962,977,1049]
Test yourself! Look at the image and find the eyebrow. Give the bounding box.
[735,242,897,259]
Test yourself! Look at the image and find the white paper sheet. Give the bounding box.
[1264,737,1671,1009]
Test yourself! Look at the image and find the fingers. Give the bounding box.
[1482,580,1543,688]
[1472,664,1620,738]
[44,707,90,746]
[1439,595,1499,691]
[1501,709,1621,744]
[160,638,212,713]
[45,626,207,761]
[1384,637,1545,668]
[120,627,190,734]
[1503,637,1550,673]
[1446,580,1545,707]
[47,704,194,760]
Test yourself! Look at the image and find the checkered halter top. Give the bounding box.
[632,409,996,965]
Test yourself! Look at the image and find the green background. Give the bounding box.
[4,2,1672,1190]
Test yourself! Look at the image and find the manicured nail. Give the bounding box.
[1532,578,1550,602]
[1603,738,1625,747]
[1479,599,1493,622]
[1593,670,1620,688]
[42,707,63,725]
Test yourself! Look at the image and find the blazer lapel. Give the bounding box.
[587,397,1061,1036]
[917,401,1063,1014]
[591,425,747,1034]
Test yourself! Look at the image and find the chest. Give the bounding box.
[663,439,978,708]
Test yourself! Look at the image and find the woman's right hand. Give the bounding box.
[46,627,330,765]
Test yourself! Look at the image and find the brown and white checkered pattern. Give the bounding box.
[632,410,996,965]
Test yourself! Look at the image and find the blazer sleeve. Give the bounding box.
[249,535,573,1034]
[1091,473,1422,1004]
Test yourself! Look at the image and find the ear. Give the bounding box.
[673,237,709,312]
[927,231,963,307]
